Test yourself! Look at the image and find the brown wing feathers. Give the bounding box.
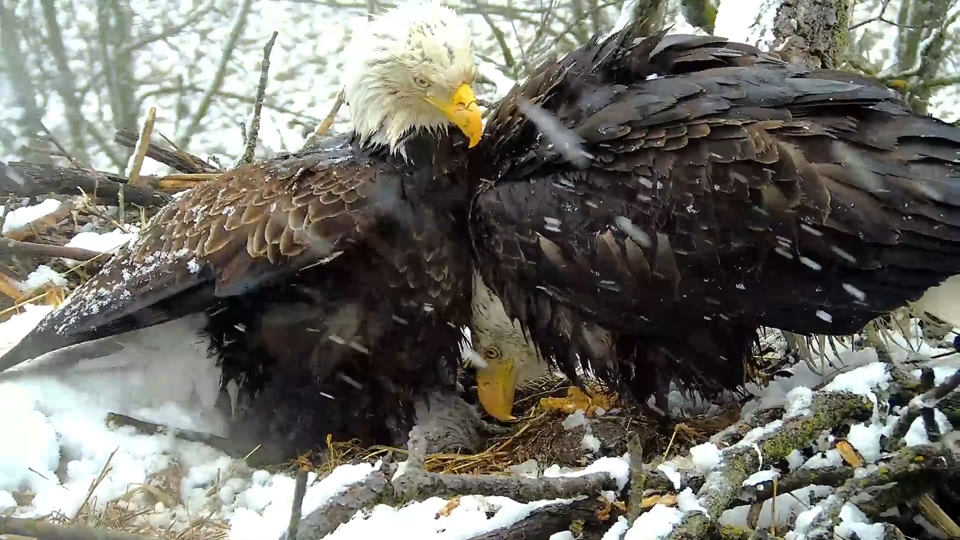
[0,150,381,371]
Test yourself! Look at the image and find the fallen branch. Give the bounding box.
[0,237,102,262]
[238,31,278,166]
[0,516,160,540]
[291,427,621,540]
[888,368,960,448]
[114,129,219,174]
[664,391,874,540]
[801,444,956,539]
[2,199,76,242]
[465,497,620,540]
[2,162,170,208]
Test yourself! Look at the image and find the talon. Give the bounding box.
[538,386,618,417]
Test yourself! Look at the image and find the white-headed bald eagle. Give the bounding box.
[0,1,488,462]
[464,29,960,422]
[3,2,960,455]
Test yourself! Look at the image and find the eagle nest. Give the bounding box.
[2,2,960,540]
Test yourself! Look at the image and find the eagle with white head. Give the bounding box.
[0,0,505,461]
[342,1,482,154]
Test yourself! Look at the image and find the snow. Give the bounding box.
[19,265,68,292]
[601,516,630,540]
[689,442,722,473]
[676,488,707,516]
[1,199,62,234]
[625,503,683,540]
[783,387,813,419]
[846,421,886,464]
[742,469,779,487]
[904,409,954,446]
[837,502,885,540]
[657,463,682,490]
[324,496,573,540]
[65,228,141,255]
[563,409,588,430]
[822,362,891,397]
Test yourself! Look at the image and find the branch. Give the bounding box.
[127,107,156,186]
[465,497,621,540]
[292,427,620,539]
[665,390,874,539]
[2,161,171,208]
[114,129,219,174]
[238,31,279,166]
[802,444,956,539]
[770,0,852,68]
[0,238,102,263]
[0,516,159,540]
[179,0,255,149]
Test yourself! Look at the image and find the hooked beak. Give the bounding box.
[427,83,483,148]
[476,356,518,421]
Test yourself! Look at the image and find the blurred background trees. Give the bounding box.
[0,0,957,173]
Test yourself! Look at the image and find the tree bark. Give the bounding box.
[770,0,851,68]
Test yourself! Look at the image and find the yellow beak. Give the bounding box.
[476,357,518,421]
[428,83,483,148]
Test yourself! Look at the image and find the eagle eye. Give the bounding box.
[414,76,430,88]
[483,346,501,360]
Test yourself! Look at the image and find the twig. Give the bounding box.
[305,89,345,148]
[0,237,102,262]
[72,446,119,522]
[127,107,156,186]
[238,31,279,165]
[286,468,309,540]
[0,516,160,539]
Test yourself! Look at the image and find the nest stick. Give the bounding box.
[1,161,170,207]
[0,516,161,540]
[238,31,279,165]
[127,107,156,186]
[114,129,218,174]
[286,468,309,540]
[0,237,101,262]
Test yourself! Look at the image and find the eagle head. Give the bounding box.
[343,1,482,155]
[469,271,549,421]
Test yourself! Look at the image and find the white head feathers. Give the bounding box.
[342,1,480,155]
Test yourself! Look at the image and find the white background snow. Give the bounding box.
[0,0,958,538]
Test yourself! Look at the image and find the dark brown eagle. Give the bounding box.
[465,29,960,421]
[0,3,487,463]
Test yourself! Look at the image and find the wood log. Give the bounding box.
[1,162,170,207]
[114,128,219,174]
[0,238,103,262]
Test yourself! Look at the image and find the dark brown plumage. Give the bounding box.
[467,29,960,411]
[0,132,475,461]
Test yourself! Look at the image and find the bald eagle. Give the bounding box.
[465,29,960,421]
[0,2,487,461]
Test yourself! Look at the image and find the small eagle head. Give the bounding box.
[343,1,482,156]
[468,270,548,421]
